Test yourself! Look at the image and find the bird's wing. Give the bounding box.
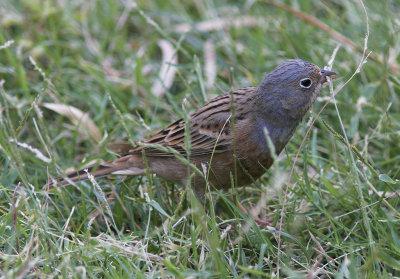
[110,87,257,157]
[131,94,233,157]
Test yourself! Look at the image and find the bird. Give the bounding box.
[48,59,336,201]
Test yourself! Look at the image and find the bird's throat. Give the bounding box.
[254,117,298,156]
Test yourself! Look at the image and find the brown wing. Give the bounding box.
[110,87,257,157]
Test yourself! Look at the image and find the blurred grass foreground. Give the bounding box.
[1,0,400,277]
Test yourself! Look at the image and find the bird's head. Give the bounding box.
[259,59,337,122]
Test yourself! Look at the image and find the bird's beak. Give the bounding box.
[320,69,338,83]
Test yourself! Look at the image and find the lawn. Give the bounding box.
[1,0,400,277]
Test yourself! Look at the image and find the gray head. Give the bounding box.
[258,59,336,122]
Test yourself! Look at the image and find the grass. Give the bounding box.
[1,0,400,277]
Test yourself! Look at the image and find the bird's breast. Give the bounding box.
[243,117,298,157]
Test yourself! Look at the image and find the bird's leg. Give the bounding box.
[229,195,272,227]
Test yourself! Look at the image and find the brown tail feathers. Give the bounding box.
[45,155,146,189]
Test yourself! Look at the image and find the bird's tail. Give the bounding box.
[45,155,146,189]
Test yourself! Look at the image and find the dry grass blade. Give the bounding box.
[12,182,21,253]
[151,39,178,97]
[204,40,216,89]
[174,16,266,33]
[0,39,14,49]
[42,103,102,142]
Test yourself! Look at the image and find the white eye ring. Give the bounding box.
[300,78,312,88]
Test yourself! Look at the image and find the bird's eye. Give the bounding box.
[300,78,312,88]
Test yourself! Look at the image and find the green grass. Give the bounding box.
[1,0,400,277]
